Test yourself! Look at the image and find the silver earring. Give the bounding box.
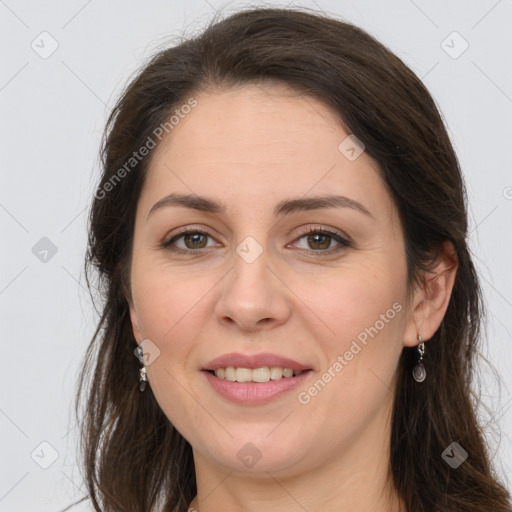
[135,345,148,392]
[139,365,148,392]
[412,335,426,382]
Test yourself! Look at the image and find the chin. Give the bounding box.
[197,431,311,474]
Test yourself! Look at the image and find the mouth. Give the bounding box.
[201,352,314,403]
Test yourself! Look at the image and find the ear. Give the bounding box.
[403,240,458,347]
[123,273,143,343]
[128,301,143,343]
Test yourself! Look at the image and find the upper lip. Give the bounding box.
[203,352,312,372]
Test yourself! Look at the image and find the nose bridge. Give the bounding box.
[232,241,270,299]
[215,237,291,330]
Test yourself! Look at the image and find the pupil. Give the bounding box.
[309,234,330,250]
[185,233,207,249]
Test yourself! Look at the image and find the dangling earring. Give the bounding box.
[412,335,426,382]
[139,365,148,392]
[135,345,148,392]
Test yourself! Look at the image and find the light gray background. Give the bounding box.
[1,0,511,510]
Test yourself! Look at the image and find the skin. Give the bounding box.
[128,83,458,512]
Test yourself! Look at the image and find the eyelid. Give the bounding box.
[161,225,220,248]
[288,225,352,253]
[291,224,350,242]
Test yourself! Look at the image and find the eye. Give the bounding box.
[161,228,218,254]
[290,226,351,254]
[160,225,352,256]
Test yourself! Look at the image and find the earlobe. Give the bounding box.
[403,240,458,346]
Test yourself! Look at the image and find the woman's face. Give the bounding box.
[128,83,419,477]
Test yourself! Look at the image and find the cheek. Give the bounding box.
[299,264,404,349]
[130,263,216,435]
[294,267,406,405]
[131,256,213,343]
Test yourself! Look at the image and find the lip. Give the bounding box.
[203,352,312,372]
[202,369,312,404]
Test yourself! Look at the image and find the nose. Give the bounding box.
[214,248,292,332]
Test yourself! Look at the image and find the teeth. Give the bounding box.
[213,366,303,383]
[236,367,252,382]
[270,367,283,380]
[282,368,293,378]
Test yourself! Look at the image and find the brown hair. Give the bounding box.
[69,6,511,512]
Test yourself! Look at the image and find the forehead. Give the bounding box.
[153,83,349,167]
[139,83,390,218]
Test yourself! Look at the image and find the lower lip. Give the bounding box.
[202,370,312,405]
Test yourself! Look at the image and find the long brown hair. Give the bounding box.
[70,6,511,512]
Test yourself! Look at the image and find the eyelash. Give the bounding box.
[160,226,352,256]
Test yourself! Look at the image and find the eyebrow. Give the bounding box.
[146,193,373,221]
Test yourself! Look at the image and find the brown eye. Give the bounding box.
[161,229,218,253]
[292,227,351,254]
[182,232,208,249]
[306,233,332,250]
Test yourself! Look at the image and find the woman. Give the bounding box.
[70,6,511,512]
